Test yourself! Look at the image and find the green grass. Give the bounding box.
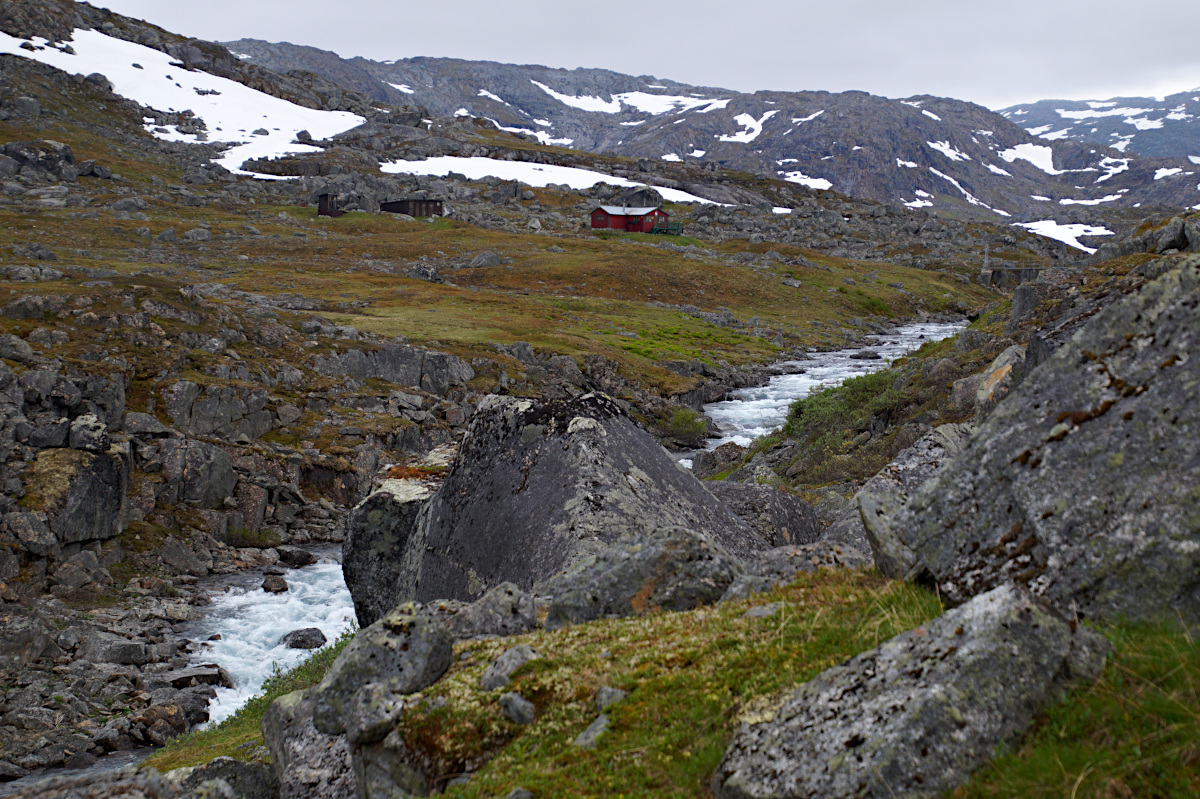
[143,628,356,772]
[955,620,1200,799]
[404,571,942,796]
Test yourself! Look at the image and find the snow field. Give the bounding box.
[1015,221,1113,253]
[0,29,365,174]
[380,156,723,204]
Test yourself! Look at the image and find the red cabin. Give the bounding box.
[590,205,668,233]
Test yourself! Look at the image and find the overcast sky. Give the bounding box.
[99,0,1200,109]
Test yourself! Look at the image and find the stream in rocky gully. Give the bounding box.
[185,322,965,723]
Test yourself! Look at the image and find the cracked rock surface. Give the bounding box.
[900,257,1200,622]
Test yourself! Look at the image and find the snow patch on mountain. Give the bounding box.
[489,120,573,147]
[388,83,415,94]
[1059,194,1122,206]
[927,141,970,162]
[998,143,1064,175]
[530,80,621,113]
[718,111,779,143]
[778,170,832,190]
[1015,221,1112,253]
[380,155,721,204]
[529,80,726,116]
[0,29,364,175]
[792,110,824,123]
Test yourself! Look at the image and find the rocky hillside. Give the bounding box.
[1001,87,1200,158]
[226,39,1200,218]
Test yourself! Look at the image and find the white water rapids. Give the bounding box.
[186,557,355,725]
[700,321,965,451]
[186,321,962,724]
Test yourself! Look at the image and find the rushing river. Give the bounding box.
[700,321,965,451]
[185,553,355,725]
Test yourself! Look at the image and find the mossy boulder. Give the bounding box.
[20,444,130,546]
[310,603,453,736]
[713,584,1107,798]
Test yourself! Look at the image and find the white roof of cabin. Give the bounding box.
[597,205,661,215]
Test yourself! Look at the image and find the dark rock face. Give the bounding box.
[706,482,820,546]
[161,380,273,441]
[158,439,237,509]
[713,584,1108,799]
[21,445,130,547]
[544,525,744,629]
[901,259,1200,623]
[311,343,474,396]
[344,394,766,620]
[342,478,435,627]
[281,628,328,649]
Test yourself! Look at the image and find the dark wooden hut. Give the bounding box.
[316,192,344,218]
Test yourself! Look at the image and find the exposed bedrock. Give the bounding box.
[310,343,475,396]
[344,393,768,626]
[857,422,975,579]
[713,584,1108,799]
[896,257,1200,623]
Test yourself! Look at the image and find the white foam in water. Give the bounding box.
[702,322,963,450]
[188,560,355,725]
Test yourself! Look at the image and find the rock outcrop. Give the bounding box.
[857,423,975,579]
[344,394,767,622]
[311,343,475,396]
[713,584,1108,799]
[899,258,1200,622]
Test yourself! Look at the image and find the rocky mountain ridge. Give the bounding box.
[226,39,1200,219]
[1001,87,1200,158]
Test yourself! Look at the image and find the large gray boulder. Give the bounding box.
[545,525,744,629]
[857,423,976,579]
[174,756,279,799]
[262,689,356,799]
[344,394,766,622]
[900,258,1200,623]
[428,581,538,641]
[309,603,453,736]
[713,584,1108,799]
